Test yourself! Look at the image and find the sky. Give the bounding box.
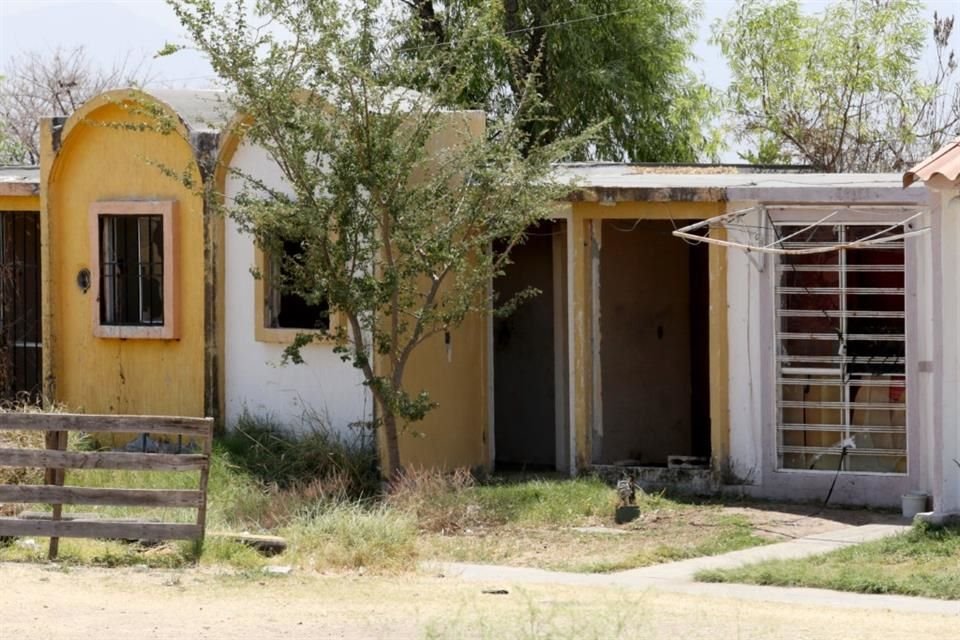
[0,0,956,159]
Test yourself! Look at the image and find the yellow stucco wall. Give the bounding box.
[43,97,206,420]
[379,111,491,471]
[394,310,488,469]
[0,195,40,211]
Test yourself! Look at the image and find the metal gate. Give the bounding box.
[0,212,41,399]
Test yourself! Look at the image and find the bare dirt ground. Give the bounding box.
[722,501,906,539]
[2,560,955,640]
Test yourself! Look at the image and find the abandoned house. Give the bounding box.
[4,87,959,512]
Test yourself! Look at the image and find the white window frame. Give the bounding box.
[768,206,916,476]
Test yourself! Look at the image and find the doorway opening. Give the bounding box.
[593,219,710,466]
[493,220,569,472]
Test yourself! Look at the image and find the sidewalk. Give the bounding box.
[428,522,960,616]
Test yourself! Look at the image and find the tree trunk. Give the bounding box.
[382,410,402,479]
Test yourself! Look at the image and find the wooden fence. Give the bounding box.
[0,413,213,559]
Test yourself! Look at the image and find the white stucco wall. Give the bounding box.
[934,192,960,513]
[723,194,935,506]
[223,141,371,435]
[724,202,765,484]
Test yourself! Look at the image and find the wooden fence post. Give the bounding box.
[44,429,67,560]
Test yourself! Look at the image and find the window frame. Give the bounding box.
[89,200,178,340]
[767,206,914,477]
[253,245,339,344]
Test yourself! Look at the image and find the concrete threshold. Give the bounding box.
[425,523,960,615]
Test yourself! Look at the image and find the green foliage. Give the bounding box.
[713,0,960,171]
[219,411,379,495]
[697,522,960,600]
[403,0,718,162]
[165,0,591,474]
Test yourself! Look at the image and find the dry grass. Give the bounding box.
[388,468,768,573]
[417,503,765,573]
[0,430,44,487]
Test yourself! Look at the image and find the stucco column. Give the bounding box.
[934,192,960,514]
[567,215,592,473]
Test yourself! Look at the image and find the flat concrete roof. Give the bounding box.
[0,165,40,196]
[555,163,929,205]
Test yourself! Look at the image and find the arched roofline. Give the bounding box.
[59,89,193,152]
[213,112,254,193]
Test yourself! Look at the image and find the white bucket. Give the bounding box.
[901,491,929,519]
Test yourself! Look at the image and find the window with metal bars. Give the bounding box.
[99,215,164,326]
[0,212,41,399]
[775,223,907,474]
[90,201,177,340]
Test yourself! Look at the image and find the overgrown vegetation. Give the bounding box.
[698,522,960,600]
[0,413,768,574]
[405,477,768,573]
[219,411,379,495]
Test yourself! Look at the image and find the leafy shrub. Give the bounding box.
[219,410,379,498]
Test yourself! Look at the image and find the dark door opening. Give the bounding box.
[595,219,710,466]
[0,212,42,400]
[493,220,568,471]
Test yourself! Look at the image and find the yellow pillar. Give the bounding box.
[569,214,593,471]
[709,229,731,470]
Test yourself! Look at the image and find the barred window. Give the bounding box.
[775,223,906,474]
[99,215,164,326]
[90,201,177,340]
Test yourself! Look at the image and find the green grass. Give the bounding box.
[283,502,418,572]
[0,416,770,576]
[697,522,960,600]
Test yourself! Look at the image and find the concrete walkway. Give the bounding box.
[428,522,960,616]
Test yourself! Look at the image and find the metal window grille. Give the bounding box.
[99,215,164,326]
[0,212,42,399]
[775,223,907,473]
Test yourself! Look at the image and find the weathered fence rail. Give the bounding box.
[0,412,213,559]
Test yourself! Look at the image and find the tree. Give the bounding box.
[401,0,718,162]
[0,46,152,164]
[713,0,960,172]
[164,0,586,476]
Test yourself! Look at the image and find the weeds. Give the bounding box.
[283,501,417,572]
[219,410,378,497]
[0,399,66,487]
[387,469,616,532]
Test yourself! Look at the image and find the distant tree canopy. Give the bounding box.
[0,46,152,164]
[402,0,719,162]
[713,0,960,172]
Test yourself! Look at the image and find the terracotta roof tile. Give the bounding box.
[904,138,960,188]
